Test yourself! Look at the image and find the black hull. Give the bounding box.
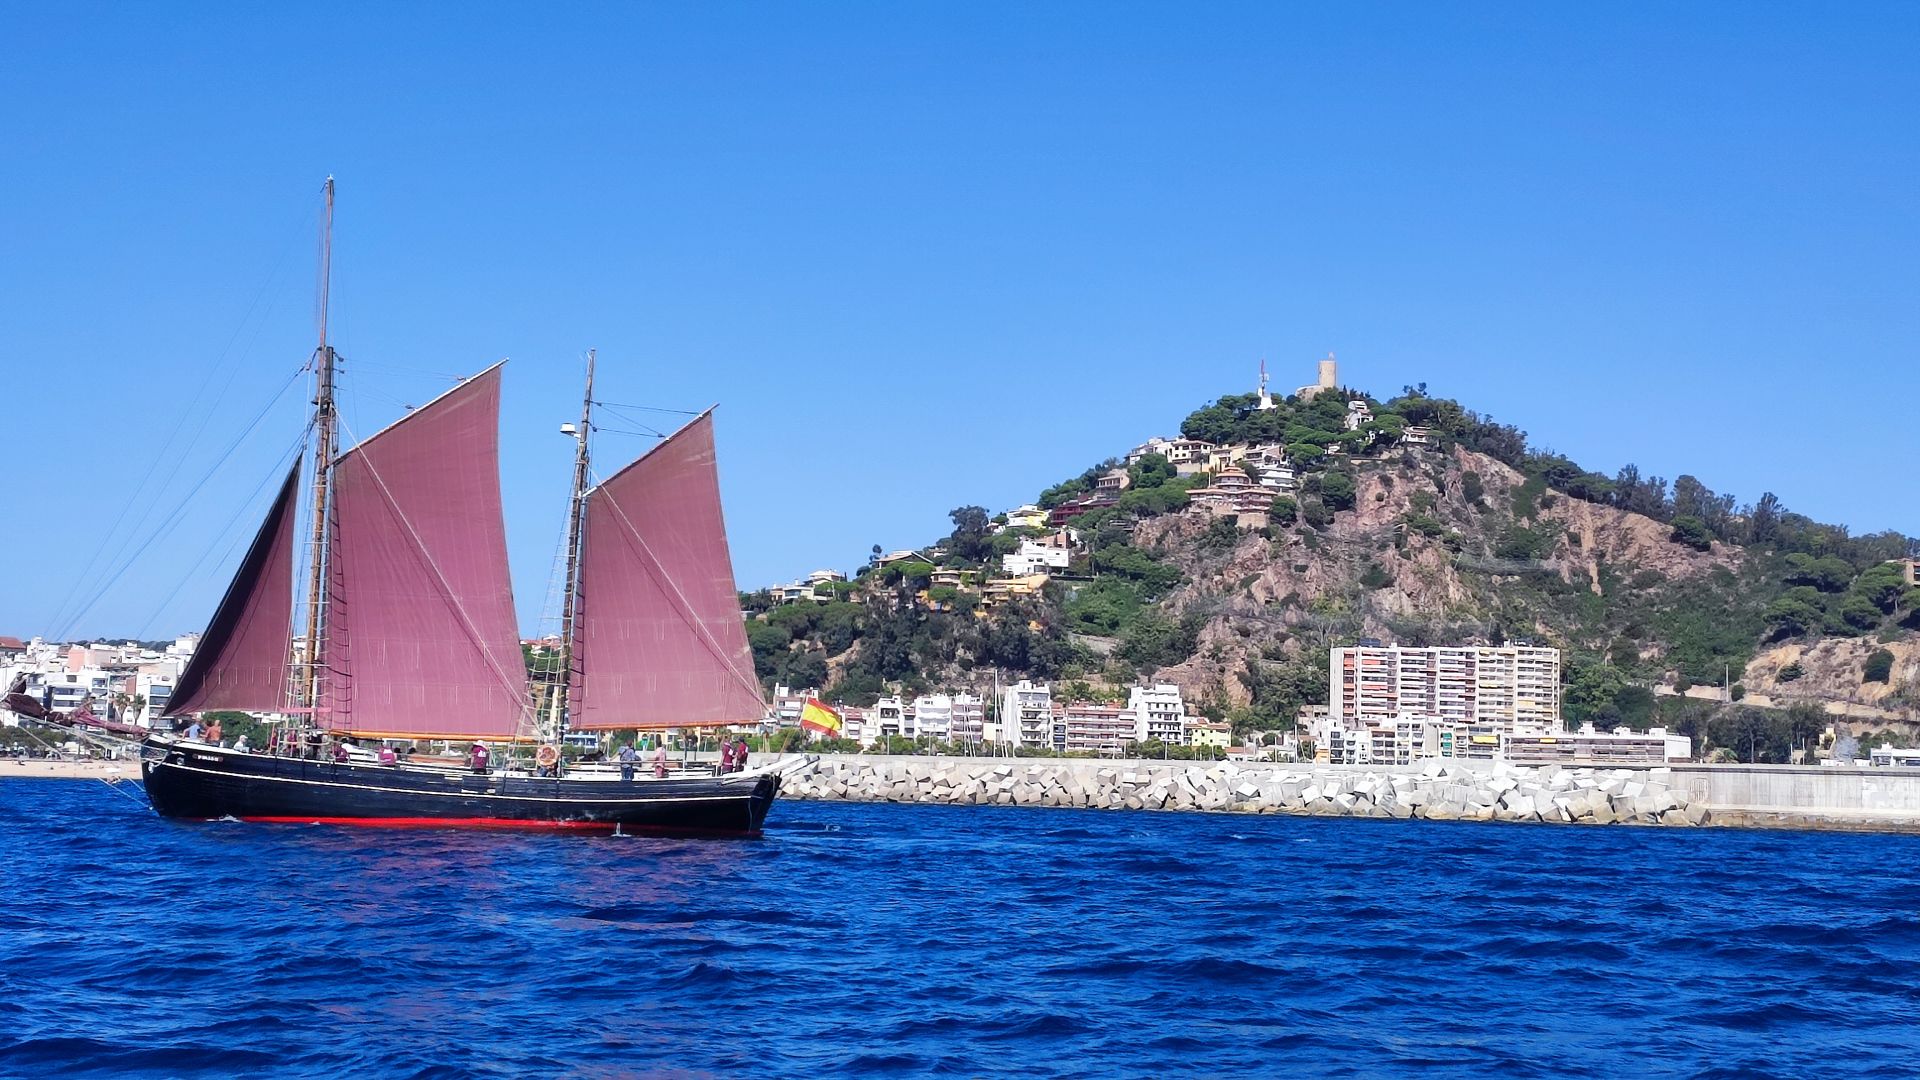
[140,739,781,836]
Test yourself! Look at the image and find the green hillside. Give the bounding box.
[744,383,1919,761]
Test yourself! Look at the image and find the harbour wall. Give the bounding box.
[766,754,1708,826]
[766,755,1920,831]
[1669,764,1920,831]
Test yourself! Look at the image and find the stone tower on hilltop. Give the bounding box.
[1296,352,1339,399]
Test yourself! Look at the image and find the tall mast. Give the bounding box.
[546,348,595,738]
[300,176,339,714]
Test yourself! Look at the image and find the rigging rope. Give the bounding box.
[132,427,312,638]
[44,205,314,638]
[53,365,311,641]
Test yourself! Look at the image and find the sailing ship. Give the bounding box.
[140,179,790,835]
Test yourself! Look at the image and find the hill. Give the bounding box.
[744,380,1920,759]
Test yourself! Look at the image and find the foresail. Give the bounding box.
[166,461,301,716]
[323,365,529,738]
[569,411,764,729]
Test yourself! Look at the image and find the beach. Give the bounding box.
[0,758,139,781]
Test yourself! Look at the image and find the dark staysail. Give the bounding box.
[165,462,301,716]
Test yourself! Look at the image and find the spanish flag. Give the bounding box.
[799,697,843,736]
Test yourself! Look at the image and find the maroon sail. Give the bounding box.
[569,411,764,729]
[166,462,300,716]
[323,365,528,738]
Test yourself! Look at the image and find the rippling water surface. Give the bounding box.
[5,779,1920,1078]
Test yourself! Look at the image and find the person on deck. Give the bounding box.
[332,740,350,763]
[470,742,491,774]
[183,720,203,742]
[733,737,749,773]
[618,742,637,782]
[652,742,668,779]
[717,738,736,774]
[377,744,397,766]
[233,734,251,753]
[205,718,223,744]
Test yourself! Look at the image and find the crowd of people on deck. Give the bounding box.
[173,717,756,781]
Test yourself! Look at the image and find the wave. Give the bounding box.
[7,784,1920,1078]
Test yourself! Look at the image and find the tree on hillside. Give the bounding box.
[1461,471,1486,507]
[1670,516,1713,551]
[1863,649,1895,684]
[1830,593,1885,634]
[946,506,993,563]
[1850,563,1907,614]
[1784,553,1854,593]
[1319,472,1357,512]
[1611,465,1670,520]
[1750,492,1784,544]
[1764,589,1825,640]
[1129,452,1175,488]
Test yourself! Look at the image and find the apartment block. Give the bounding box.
[1331,644,1562,733]
[1000,680,1056,750]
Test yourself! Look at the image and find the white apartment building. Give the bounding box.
[999,505,1050,532]
[1240,444,1296,492]
[1126,437,1176,465]
[949,693,986,744]
[1506,725,1692,766]
[3,636,198,729]
[1127,683,1188,745]
[1331,645,1561,733]
[1164,439,1221,476]
[1002,539,1072,576]
[768,684,818,727]
[868,695,908,742]
[910,694,953,741]
[1060,701,1133,755]
[1000,680,1055,750]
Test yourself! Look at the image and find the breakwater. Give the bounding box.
[772,755,1709,826]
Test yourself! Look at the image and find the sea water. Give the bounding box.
[2,779,1917,1078]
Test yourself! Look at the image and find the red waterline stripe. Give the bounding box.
[235,815,759,837]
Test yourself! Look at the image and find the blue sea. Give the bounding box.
[3,779,1919,1078]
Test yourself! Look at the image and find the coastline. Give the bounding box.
[769,754,1920,835]
[0,759,141,781]
[10,754,1920,835]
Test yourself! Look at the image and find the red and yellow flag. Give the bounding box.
[799,697,843,736]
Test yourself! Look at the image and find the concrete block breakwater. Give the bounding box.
[776,756,1709,826]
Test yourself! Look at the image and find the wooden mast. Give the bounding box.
[301,177,339,717]
[546,348,595,739]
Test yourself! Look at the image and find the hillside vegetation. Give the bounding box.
[745,382,1919,759]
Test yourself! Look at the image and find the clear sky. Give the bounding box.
[2,3,1914,640]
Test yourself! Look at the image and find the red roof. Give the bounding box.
[0,636,25,651]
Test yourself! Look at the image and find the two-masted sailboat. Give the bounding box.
[141,179,787,835]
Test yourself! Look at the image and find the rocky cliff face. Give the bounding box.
[1746,639,1919,709]
[1134,446,1744,709]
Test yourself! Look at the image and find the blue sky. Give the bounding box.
[2,3,1914,639]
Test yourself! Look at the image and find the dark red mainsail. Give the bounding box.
[323,364,529,738]
[568,411,764,729]
[165,462,301,716]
